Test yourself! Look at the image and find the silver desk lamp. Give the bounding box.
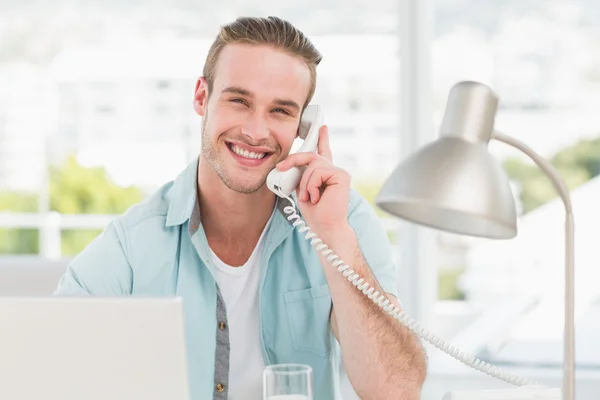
[376,81,575,400]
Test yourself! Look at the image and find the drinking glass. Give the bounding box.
[263,363,313,400]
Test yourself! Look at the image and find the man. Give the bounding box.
[55,16,427,400]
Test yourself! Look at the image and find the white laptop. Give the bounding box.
[0,297,190,400]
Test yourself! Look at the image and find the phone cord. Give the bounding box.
[280,194,540,387]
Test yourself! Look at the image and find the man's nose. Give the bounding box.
[241,112,270,142]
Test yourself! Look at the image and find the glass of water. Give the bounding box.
[263,364,313,400]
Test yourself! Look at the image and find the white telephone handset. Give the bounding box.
[266,105,539,391]
[266,104,324,197]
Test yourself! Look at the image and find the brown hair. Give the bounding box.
[203,16,322,108]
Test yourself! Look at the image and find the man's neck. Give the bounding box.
[197,159,276,246]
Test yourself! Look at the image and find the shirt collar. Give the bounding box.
[165,157,199,227]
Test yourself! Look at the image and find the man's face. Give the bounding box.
[193,43,312,194]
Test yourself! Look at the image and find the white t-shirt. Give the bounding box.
[209,209,275,400]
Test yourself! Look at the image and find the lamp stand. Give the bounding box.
[493,131,575,400]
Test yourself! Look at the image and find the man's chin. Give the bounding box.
[222,175,270,195]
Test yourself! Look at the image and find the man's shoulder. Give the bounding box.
[99,179,185,275]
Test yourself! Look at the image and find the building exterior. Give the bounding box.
[0,62,55,193]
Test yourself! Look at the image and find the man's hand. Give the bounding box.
[275,125,351,236]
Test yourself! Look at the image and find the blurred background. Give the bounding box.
[1,0,600,398]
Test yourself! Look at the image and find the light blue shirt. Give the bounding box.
[54,158,399,399]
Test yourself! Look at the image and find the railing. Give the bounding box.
[0,212,119,259]
[0,211,401,259]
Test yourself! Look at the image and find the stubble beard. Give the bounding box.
[200,115,271,194]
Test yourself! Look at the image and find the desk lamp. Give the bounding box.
[376,81,575,400]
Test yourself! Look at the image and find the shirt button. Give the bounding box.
[219,321,227,330]
[216,383,225,392]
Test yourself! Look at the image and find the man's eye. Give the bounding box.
[273,108,290,115]
[230,98,247,105]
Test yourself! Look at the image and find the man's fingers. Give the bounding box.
[298,160,329,201]
[317,125,333,162]
[298,164,318,202]
[276,151,319,171]
[297,164,338,204]
[305,168,335,204]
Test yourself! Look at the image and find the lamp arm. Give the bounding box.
[493,130,575,400]
[493,131,572,212]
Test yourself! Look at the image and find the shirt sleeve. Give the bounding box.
[54,220,133,296]
[347,191,399,299]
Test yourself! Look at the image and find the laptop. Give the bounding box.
[0,297,190,400]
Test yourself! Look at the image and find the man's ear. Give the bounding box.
[193,77,209,117]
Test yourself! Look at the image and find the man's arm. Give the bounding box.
[274,126,427,398]
[54,220,133,296]
[318,225,427,400]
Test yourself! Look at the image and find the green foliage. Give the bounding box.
[49,155,144,214]
[0,192,39,254]
[438,267,466,300]
[0,155,144,256]
[52,156,144,255]
[0,192,38,212]
[503,136,600,213]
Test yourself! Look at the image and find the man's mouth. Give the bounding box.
[227,142,272,160]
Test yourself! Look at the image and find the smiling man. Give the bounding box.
[54,16,427,400]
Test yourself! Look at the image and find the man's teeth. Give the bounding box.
[230,143,266,159]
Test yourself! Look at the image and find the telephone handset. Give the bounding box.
[266,104,324,197]
[267,105,538,389]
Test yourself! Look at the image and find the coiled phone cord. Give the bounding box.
[280,193,540,387]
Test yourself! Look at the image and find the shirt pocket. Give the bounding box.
[283,283,333,358]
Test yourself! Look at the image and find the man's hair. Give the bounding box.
[203,16,322,108]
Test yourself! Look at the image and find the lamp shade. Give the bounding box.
[375,81,518,239]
